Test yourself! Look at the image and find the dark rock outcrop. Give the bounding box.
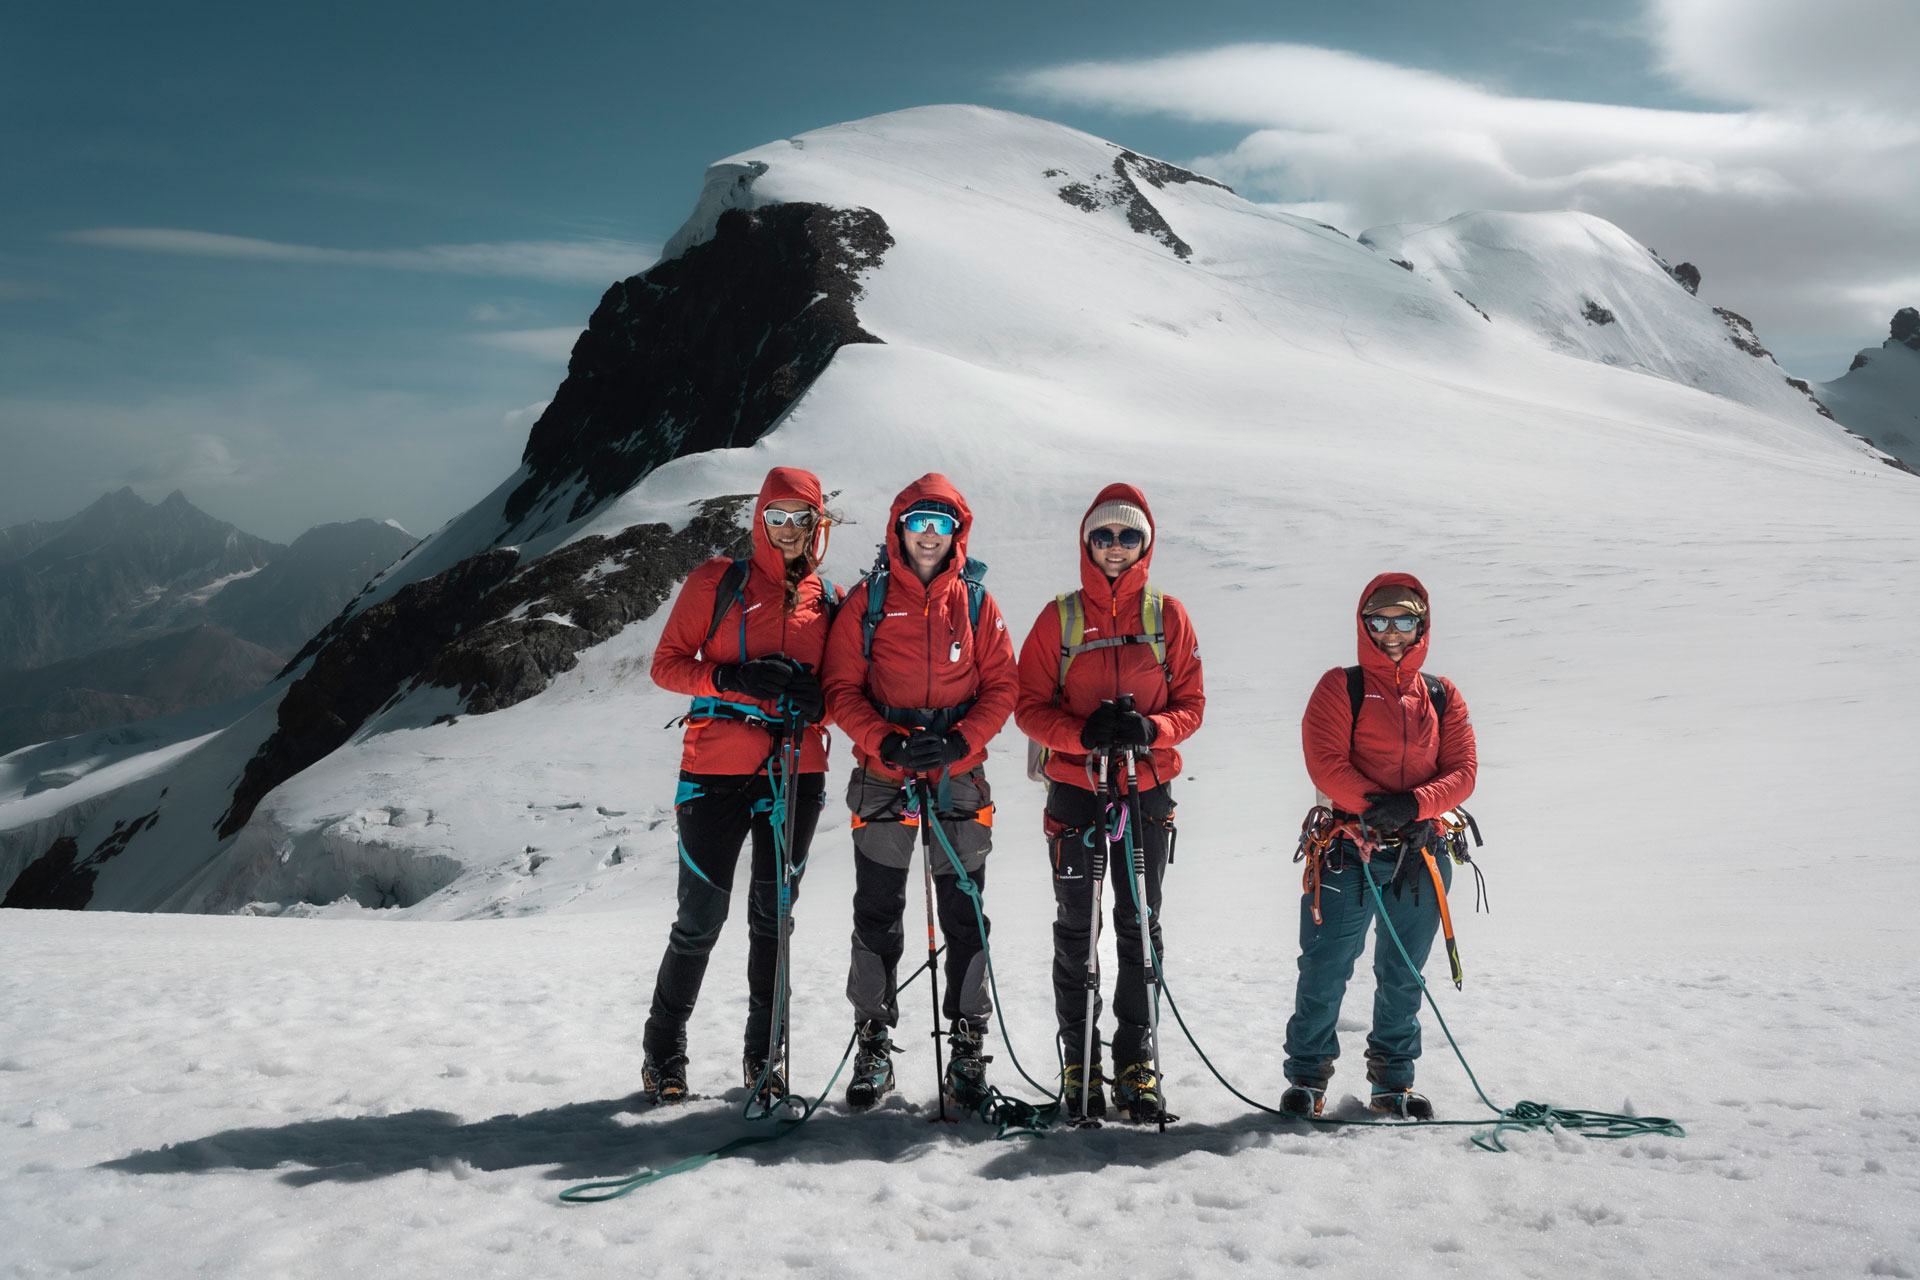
[1850,352,1871,372]
[1784,376,1837,421]
[1055,150,1231,261]
[1715,308,1773,360]
[1892,307,1920,350]
[1668,262,1700,295]
[3,812,158,910]
[501,203,893,533]
[417,495,751,714]
[216,496,753,840]
[1584,301,1617,326]
[216,550,524,839]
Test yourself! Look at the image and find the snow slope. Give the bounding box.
[4,105,1920,1277]
[1357,211,1846,431]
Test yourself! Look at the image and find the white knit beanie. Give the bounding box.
[1082,500,1152,550]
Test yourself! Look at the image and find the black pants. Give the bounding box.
[1048,779,1173,1072]
[848,853,991,1029]
[643,770,824,1064]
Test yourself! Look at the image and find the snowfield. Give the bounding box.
[4,106,1920,1277]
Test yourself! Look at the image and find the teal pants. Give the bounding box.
[1283,843,1450,1093]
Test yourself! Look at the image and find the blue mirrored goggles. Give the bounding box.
[761,507,819,529]
[899,512,959,535]
[1364,614,1421,634]
[1087,527,1145,550]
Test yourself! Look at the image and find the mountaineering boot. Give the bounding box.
[1063,1062,1106,1121]
[1279,1084,1326,1118]
[1369,1087,1434,1120]
[845,1021,896,1112]
[641,1054,690,1106]
[942,1018,993,1111]
[1112,1061,1166,1123]
[743,1055,788,1108]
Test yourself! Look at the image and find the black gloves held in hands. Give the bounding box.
[1363,791,1421,833]
[879,733,910,769]
[903,728,968,773]
[714,657,795,700]
[880,728,969,773]
[1079,702,1121,750]
[1112,710,1157,748]
[783,667,825,724]
[713,657,823,722]
[1080,703,1157,751]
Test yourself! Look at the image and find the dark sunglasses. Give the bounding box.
[900,512,959,535]
[1365,614,1421,634]
[1087,527,1145,550]
[761,508,819,529]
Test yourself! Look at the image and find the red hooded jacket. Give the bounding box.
[1301,571,1477,818]
[1014,483,1206,792]
[821,474,1018,781]
[650,467,837,775]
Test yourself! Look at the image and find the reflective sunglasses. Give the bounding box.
[1087,527,1145,550]
[1364,614,1421,634]
[761,507,820,530]
[899,512,959,535]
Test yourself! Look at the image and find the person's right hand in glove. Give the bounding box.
[903,728,949,773]
[878,733,911,770]
[783,665,825,723]
[1079,701,1122,751]
[714,657,796,700]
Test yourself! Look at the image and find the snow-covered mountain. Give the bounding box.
[2,103,1909,914]
[1818,307,1920,471]
[6,105,1920,1279]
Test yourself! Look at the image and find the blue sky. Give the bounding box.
[3,0,1914,540]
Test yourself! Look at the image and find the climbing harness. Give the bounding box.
[1294,805,1484,989]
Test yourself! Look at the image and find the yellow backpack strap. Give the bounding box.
[1053,591,1085,703]
[1142,585,1167,673]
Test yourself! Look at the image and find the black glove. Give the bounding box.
[903,728,948,773]
[784,666,825,723]
[1112,710,1157,748]
[1079,702,1122,750]
[716,657,796,700]
[878,733,911,769]
[939,729,970,767]
[1363,791,1421,833]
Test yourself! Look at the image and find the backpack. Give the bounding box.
[1026,585,1173,782]
[1343,666,1450,747]
[856,544,989,733]
[700,557,839,657]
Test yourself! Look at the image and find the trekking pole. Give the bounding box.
[917,776,955,1124]
[775,701,802,1095]
[1076,746,1112,1126]
[1118,714,1167,1133]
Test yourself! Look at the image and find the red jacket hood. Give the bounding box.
[1078,482,1158,607]
[751,466,827,583]
[1355,571,1431,679]
[886,473,974,590]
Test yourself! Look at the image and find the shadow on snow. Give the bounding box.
[97,1088,1332,1187]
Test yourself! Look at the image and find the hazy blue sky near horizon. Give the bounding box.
[3,0,1914,540]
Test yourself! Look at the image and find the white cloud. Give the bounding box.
[502,400,551,431]
[59,229,657,286]
[121,432,257,491]
[1651,0,1920,112]
[471,329,582,361]
[1009,28,1920,373]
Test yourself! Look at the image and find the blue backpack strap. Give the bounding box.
[960,557,988,632]
[859,543,890,661]
[702,558,750,654]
